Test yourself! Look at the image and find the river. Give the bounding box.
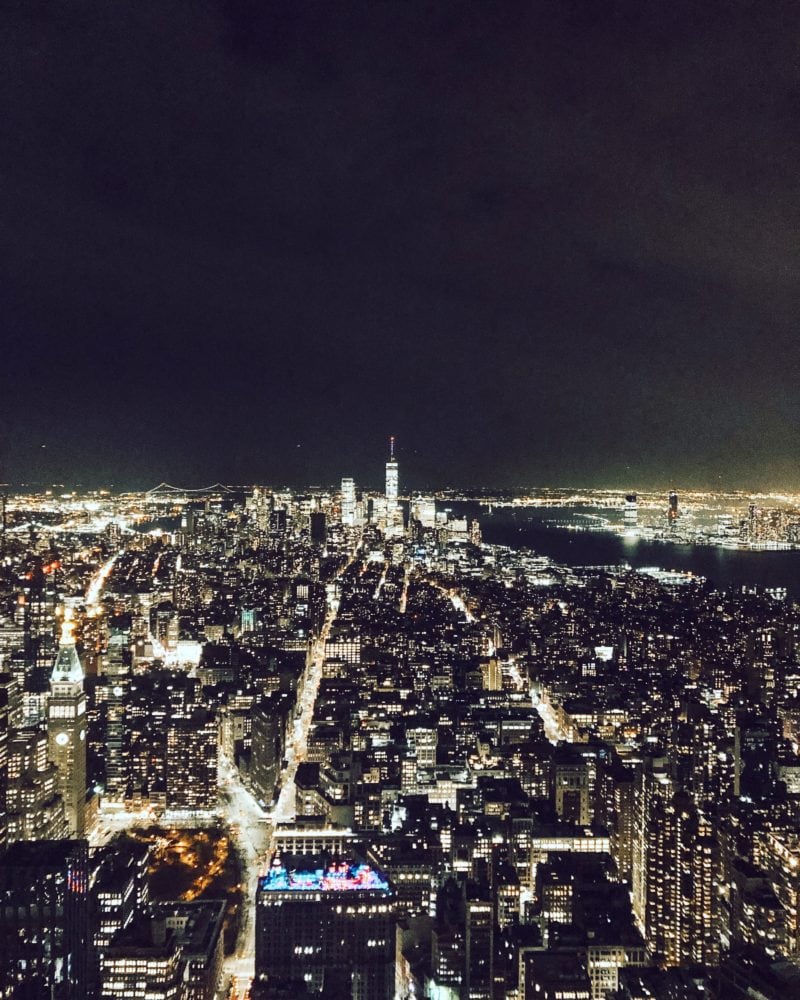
[447,504,800,597]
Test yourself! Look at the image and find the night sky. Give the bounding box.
[2,1,799,490]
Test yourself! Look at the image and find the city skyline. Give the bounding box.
[2,467,800,996]
[6,438,800,497]
[3,4,800,997]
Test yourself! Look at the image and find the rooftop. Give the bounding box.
[260,856,391,894]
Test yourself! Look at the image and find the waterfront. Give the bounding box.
[457,504,800,597]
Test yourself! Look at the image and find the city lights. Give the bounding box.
[2,451,800,999]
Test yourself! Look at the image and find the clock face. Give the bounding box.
[55,732,69,746]
[113,686,123,697]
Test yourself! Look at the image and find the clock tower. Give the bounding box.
[47,610,87,836]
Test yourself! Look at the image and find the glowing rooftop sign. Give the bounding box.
[260,860,390,893]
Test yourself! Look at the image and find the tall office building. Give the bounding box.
[310,511,327,546]
[248,486,273,533]
[624,493,638,525]
[552,746,592,827]
[341,477,356,526]
[668,491,679,521]
[93,837,151,953]
[165,708,218,812]
[384,437,404,538]
[465,884,493,999]
[632,761,717,967]
[411,496,437,529]
[102,628,132,803]
[255,852,397,998]
[100,901,225,1000]
[249,693,290,808]
[734,713,780,801]
[0,686,7,849]
[6,727,66,842]
[100,919,183,1000]
[0,838,90,999]
[385,437,399,504]
[47,612,87,837]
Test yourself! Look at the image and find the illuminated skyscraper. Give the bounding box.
[632,760,717,967]
[668,491,679,521]
[385,436,398,504]
[6,728,66,842]
[47,612,87,837]
[255,852,396,998]
[102,628,131,803]
[384,437,404,538]
[165,708,218,812]
[624,493,638,525]
[341,477,356,526]
[411,496,436,528]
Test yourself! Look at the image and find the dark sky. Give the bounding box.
[2,0,800,491]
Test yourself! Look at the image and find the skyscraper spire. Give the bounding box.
[385,437,398,505]
[51,608,83,683]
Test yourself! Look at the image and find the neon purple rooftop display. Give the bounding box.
[260,859,390,893]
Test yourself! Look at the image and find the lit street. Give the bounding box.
[217,540,359,997]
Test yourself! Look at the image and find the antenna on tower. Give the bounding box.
[389,436,395,460]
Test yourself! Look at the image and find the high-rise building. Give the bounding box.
[341,478,356,526]
[99,901,225,1000]
[734,712,780,801]
[624,493,638,525]
[6,727,66,842]
[552,745,592,827]
[248,487,273,533]
[465,883,493,999]
[411,496,437,529]
[255,852,397,998]
[102,628,132,803]
[270,507,288,533]
[632,761,717,967]
[152,901,225,1000]
[596,755,635,884]
[0,838,90,999]
[385,436,399,505]
[93,837,151,954]
[179,506,196,545]
[100,917,183,1000]
[165,708,218,812]
[310,511,327,546]
[383,437,403,538]
[249,693,290,808]
[47,613,87,837]
[668,491,679,521]
[0,686,7,849]
[754,830,800,962]
[633,761,672,957]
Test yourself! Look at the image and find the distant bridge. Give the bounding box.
[145,482,242,496]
